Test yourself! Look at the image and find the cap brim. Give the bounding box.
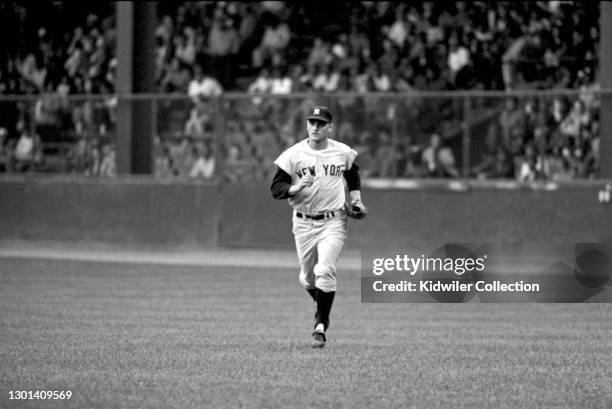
[306,115,330,122]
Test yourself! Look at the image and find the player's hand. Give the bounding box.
[296,174,314,191]
[345,199,368,219]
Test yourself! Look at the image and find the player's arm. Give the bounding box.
[270,166,313,199]
[344,162,368,218]
[344,162,362,201]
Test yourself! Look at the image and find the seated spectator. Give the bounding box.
[83,139,101,176]
[154,143,174,178]
[583,129,600,178]
[335,71,356,94]
[387,6,408,49]
[13,128,42,172]
[187,65,223,105]
[475,147,514,179]
[296,64,317,91]
[353,67,373,93]
[395,142,419,177]
[169,135,195,178]
[501,35,527,90]
[391,67,415,92]
[20,53,47,92]
[66,137,91,174]
[34,86,62,133]
[372,132,401,177]
[471,126,497,178]
[160,58,192,93]
[421,133,460,178]
[348,24,371,62]
[447,34,471,88]
[223,144,252,183]
[189,142,215,179]
[184,107,205,138]
[331,33,350,61]
[577,69,599,109]
[98,143,116,177]
[248,68,273,94]
[207,16,240,88]
[378,38,399,75]
[372,64,391,92]
[252,14,291,68]
[515,144,539,182]
[237,4,258,54]
[247,68,274,106]
[531,125,549,155]
[287,65,308,92]
[56,77,71,99]
[270,66,292,94]
[559,100,590,143]
[156,14,174,43]
[312,65,340,93]
[517,32,546,84]
[499,97,525,149]
[307,38,332,68]
[566,145,587,178]
[175,28,197,66]
[542,146,571,182]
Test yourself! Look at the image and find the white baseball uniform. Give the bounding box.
[274,138,358,292]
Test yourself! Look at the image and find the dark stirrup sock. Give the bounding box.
[315,288,335,330]
[307,288,317,302]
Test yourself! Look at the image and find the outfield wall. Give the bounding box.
[222,179,612,249]
[0,176,221,249]
[1,176,611,250]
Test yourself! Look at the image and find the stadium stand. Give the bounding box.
[0,1,602,180]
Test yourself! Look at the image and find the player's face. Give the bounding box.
[306,119,331,142]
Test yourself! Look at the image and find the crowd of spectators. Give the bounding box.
[153,135,216,179]
[241,1,600,94]
[0,2,603,181]
[480,76,601,181]
[0,3,116,95]
[0,122,117,176]
[0,2,600,95]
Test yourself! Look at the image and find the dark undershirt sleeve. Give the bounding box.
[344,162,361,191]
[270,166,293,199]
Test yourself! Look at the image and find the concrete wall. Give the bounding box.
[222,180,612,249]
[1,176,611,250]
[0,176,221,249]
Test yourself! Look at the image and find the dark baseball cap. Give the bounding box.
[306,106,333,123]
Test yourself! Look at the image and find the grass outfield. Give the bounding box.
[1,257,611,409]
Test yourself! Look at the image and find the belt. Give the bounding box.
[296,211,336,220]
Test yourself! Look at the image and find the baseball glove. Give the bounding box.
[345,200,368,220]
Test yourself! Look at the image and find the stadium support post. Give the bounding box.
[462,96,470,178]
[116,2,133,175]
[600,1,612,178]
[116,1,157,175]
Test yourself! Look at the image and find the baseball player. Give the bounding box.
[270,106,368,348]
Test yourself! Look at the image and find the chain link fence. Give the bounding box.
[0,89,604,182]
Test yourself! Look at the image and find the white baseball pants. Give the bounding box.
[292,213,347,292]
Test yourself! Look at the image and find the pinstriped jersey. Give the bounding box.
[274,138,358,214]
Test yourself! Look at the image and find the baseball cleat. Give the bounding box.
[311,331,326,348]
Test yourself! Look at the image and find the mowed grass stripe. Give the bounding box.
[1,258,611,409]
